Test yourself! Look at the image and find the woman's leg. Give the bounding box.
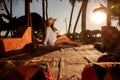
[55,35,81,46]
[57,34,70,41]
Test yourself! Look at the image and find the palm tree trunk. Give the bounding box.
[67,3,75,34]
[10,0,13,17]
[45,0,48,20]
[3,0,10,18]
[72,2,82,36]
[81,0,88,44]
[81,0,88,32]
[25,0,31,27]
[42,0,45,30]
[42,0,46,39]
[107,0,111,27]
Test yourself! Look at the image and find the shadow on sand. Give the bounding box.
[0,43,74,60]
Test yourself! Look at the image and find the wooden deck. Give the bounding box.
[0,44,104,80]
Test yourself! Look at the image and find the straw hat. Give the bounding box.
[47,17,56,26]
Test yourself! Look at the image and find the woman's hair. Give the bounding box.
[50,24,57,32]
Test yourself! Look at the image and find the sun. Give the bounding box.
[91,11,106,24]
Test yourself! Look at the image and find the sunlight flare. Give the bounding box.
[91,11,106,24]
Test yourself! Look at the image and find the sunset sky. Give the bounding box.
[11,0,117,34]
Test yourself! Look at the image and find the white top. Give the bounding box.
[43,26,57,46]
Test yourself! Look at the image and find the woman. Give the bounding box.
[43,17,81,46]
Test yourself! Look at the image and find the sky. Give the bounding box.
[5,0,117,34]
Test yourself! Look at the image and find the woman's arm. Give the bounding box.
[43,27,51,46]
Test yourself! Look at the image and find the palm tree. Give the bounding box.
[107,0,111,27]
[109,0,120,27]
[0,0,31,26]
[45,0,48,20]
[0,0,11,19]
[67,0,75,34]
[81,0,88,44]
[72,1,82,36]
[72,0,88,43]
[0,0,32,37]
[43,0,48,29]
[0,0,15,37]
[25,0,31,27]
[10,0,13,17]
[67,0,81,35]
[93,0,120,27]
[42,0,45,27]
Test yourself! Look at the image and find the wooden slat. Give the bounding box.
[74,45,104,62]
[27,45,104,80]
[0,45,105,80]
[31,50,62,80]
[57,48,88,79]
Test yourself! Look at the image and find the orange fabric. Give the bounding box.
[104,70,112,80]
[0,63,54,80]
[16,65,40,80]
[82,64,98,80]
[43,68,54,80]
[17,65,54,80]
